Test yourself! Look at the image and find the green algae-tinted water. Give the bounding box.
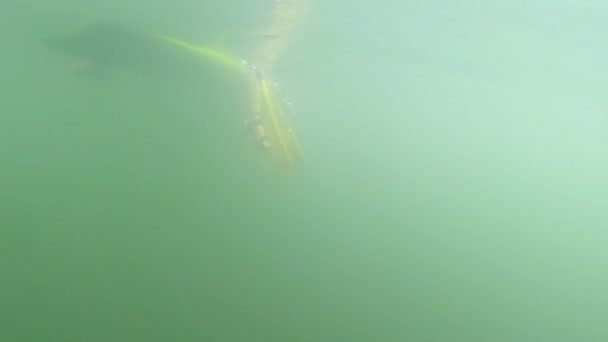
[2,1,608,341]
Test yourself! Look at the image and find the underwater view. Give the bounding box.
[2,0,607,340]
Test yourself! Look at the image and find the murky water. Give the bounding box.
[2,1,607,340]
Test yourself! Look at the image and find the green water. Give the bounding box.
[2,1,607,341]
